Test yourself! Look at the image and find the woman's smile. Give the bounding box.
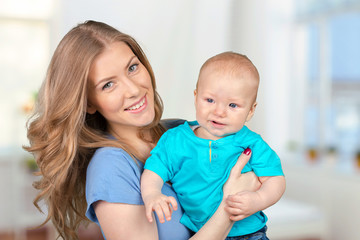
[87,41,155,131]
[125,95,147,112]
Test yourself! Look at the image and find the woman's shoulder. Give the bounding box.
[86,146,144,203]
[91,147,137,165]
[93,146,131,158]
[85,147,144,223]
[87,147,142,178]
[161,118,186,130]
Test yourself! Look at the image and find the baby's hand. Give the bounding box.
[224,191,262,221]
[143,192,178,223]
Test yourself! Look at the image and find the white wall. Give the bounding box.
[50,0,293,153]
[52,0,234,122]
[228,0,294,154]
[2,1,359,239]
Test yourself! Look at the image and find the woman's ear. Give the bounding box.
[246,102,257,122]
[87,103,97,114]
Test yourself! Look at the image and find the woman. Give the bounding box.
[24,20,260,240]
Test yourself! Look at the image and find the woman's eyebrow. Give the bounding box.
[94,55,138,87]
[125,55,138,69]
[94,76,116,88]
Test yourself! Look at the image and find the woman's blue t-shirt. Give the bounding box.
[85,147,192,240]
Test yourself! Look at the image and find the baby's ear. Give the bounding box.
[193,89,198,105]
[246,102,257,122]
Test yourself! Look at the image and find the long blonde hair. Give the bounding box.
[24,20,165,239]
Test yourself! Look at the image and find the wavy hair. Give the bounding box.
[23,20,165,239]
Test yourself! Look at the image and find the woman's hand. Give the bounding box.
[222,148,263,222]
[222,148,261,198]
[191,148,261,240]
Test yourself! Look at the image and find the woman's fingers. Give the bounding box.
[230,148,252,177]
[223,148,253,197]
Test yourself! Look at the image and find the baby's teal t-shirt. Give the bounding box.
[145,121,284,236]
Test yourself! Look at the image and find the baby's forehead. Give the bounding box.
[198,62,259,100]
[200,63,258,88]
[206,58,257,78]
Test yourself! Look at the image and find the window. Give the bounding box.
[292,0,360,171]
[0,0,53,149]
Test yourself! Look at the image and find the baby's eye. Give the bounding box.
[206,98,214,103]
[129,64,139,73]
[229,103,238,108]
[102,82,113,90]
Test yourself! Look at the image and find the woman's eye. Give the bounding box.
[129,64,139,73]
[206,98,214,103]
[102,82,113,90]
[229,103,237,108]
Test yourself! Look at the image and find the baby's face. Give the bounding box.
[194,67,258,140]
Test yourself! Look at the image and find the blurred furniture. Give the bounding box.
[281,157,360,240]
[0,149,47,240]
[265,198,329,240]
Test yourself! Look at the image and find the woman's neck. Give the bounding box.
[108,125,155,162]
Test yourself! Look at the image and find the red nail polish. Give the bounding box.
[244,148,251,155]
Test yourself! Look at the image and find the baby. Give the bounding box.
[141,52,285,238]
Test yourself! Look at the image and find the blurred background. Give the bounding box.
[0,0,359,239]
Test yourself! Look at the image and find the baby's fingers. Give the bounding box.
[160,197,178,221]
[226,196,243,209]
[225,205,245,216]
[168,196,178,211]
[160,201,173,222]
[229,214,248,221]
[154,204,166,223]
[145,204,155,223]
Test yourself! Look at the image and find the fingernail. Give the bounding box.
[244,148,251,155]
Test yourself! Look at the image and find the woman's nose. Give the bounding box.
[123,78,140,98]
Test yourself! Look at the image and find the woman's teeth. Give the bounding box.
[127,98,145,110]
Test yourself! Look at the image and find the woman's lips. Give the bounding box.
[125,96,147,112]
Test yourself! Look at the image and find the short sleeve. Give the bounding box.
[144,131,175,182]
[250,139,284,177]
[85,147,143,223]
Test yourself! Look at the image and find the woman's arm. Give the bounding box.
[190,148,260,240]
[94,201,159,240]
[93,149,259,240]
[224,175,285,221]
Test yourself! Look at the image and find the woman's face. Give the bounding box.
[87,42,155,135]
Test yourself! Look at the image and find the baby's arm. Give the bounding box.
[225,175,285,221]
[141,169,178,223]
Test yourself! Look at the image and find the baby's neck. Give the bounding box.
[193,126,223,141]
